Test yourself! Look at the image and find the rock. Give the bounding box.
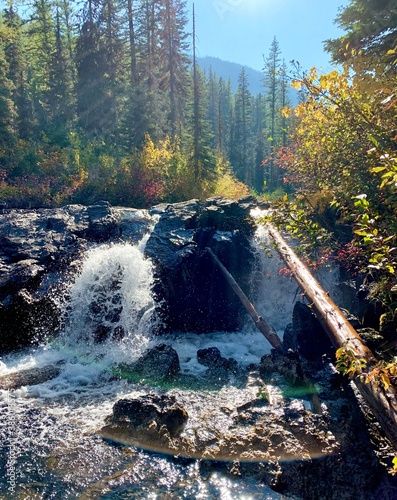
[0,365,61,390]
[292,301,334,370]
[114,344,181,382]
[260,348,303,385]
[145,198,255,333]
[197,346,237,373]
[0,202,149,353]
[197,347,225,367]
[0,198,257,352]
[106,394,188,437]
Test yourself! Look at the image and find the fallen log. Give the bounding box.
[206,247,284,351]
[267,224,397,451]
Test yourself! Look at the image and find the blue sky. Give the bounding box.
[188,0,349,72]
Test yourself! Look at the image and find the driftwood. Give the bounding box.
[206,247,284,351]
[267,224,397,451]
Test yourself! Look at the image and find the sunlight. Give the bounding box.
[213,0,273,20]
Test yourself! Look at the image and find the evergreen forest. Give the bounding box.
[0,0,291,207]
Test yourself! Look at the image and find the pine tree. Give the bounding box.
[232,67,253,185]
[46,2,76,145]
[158,0,190,139]
[325,0,397,66]
[76,0,118,139]
[0,42,16,168]
[263,36,281,190]
[27,0,56,132]
[189,4,215,186]
[3,5,36,141]
[100,0,125,140]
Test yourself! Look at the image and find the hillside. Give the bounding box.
[197,56,263,94]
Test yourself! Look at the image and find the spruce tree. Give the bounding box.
[263,36,281,190]
[158,0,190,139]
[0,43,16,168]
[232,67,253,185]
[3,5,36,141]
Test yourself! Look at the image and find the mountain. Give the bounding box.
[197,56,264,94]
[197,55,299,105]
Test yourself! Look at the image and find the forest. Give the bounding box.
[0,0,291,208]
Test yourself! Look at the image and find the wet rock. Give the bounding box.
[0,364,61,390]
[197,346,238,378]
[105,394,188,437]
[0,203,122,353]
[114,344,181,382]
[260,348,303,385]
[145,198,255,333]
[0,197,256,352]
[292,301,334,370]
[197,347,226,368]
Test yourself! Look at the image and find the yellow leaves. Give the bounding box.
[281,106,292,118]
[335,345,367,379]
[291,80,301,90]
[365,359,397,391]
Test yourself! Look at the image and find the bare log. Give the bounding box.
[267,224,397,451]
[206,247,283,351]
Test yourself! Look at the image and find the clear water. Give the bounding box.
[0,227,304,499]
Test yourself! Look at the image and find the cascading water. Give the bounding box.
[59,237,156,364]
[0,223,339,499]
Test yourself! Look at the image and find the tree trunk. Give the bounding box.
[267,224,397,451]
[206,247,284,351]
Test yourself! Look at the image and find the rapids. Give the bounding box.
[0,224,343,498]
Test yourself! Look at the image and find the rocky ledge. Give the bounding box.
[0,197,256,353]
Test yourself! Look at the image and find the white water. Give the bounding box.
[0,227,305,417]
[0,227,312,498]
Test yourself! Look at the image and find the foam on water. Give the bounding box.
[0,225,322,498]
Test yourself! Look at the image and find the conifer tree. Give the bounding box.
[158,0,190,139]
[263,36,281,189]
[3,5,35,141]
[46,2,76,145]
[0,42,16,168]
[325,0,397,66]
[232,67,253,185]
[190,4,215,186]
[28,0,56,132]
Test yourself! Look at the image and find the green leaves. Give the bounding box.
[335,344,367,379]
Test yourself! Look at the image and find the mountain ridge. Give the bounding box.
[197,56,264,95]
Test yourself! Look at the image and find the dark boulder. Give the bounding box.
[197,346,237,373]
[291,301,334,369]
[106,394,188,437]
[145,198,256,333]
[113,344,181,382]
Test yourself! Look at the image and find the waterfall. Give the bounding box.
[56,237,157,367]
[250,224,300,336]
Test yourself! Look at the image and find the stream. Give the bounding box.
[0,224,364,499]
